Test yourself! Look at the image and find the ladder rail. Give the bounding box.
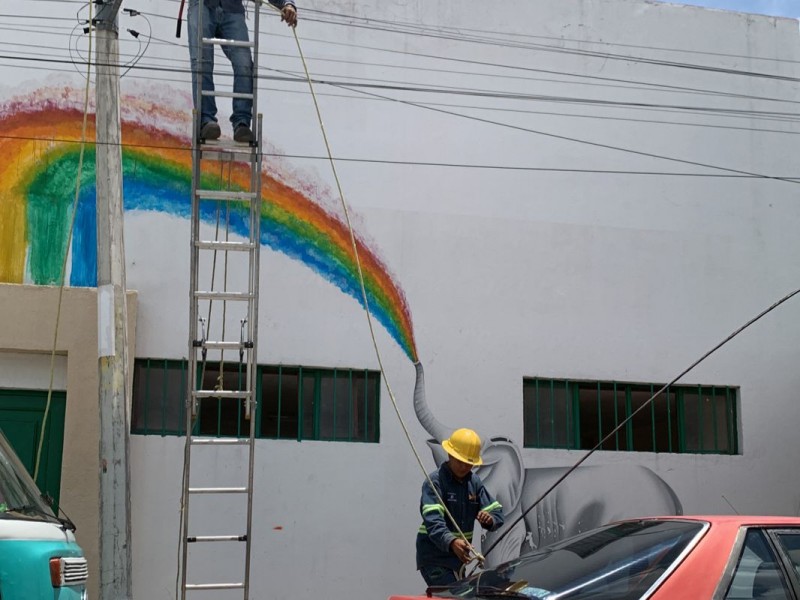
[181,93,203,600]
[181,2,263,598]
[243,114,262,600]
[201,90,254,100]
[251,0,261,134]
[202,37,255,48]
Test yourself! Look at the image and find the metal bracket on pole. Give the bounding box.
[96,0,125,31]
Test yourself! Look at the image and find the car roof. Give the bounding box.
[627,515,800,526]
[390,517,800,600]
[649,516,800,598]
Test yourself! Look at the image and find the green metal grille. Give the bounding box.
[131,359,187,436]
[131,359,380,443]
[523,378,738,455]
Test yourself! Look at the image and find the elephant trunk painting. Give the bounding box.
[412,362,683,567]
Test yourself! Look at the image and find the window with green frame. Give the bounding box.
[522,378,738,455]
[131,359,380,443]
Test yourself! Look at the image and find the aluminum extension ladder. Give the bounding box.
[180,3,263,598]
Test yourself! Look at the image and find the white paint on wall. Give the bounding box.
[4,0,800,598]
[97,284,116,358]
[0,351,67,391]
[129,0,800,595]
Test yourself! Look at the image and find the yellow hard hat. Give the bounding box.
[442,428,483,466]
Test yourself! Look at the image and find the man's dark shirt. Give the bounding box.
[416,462,504,571]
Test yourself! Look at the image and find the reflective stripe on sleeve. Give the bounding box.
[481,501,502,513]
[422,503,445,515]
[418,525,472,539]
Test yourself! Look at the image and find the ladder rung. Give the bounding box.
[185,583,245,591]
[202,37,255,48]
[190,438,251,446]
[199,142,258,156]
[192,390,251,399]
[196,340,247,351]
[196,240,256,252]
[195,189,257,201]
[188,487,248,494]
[202,90,254,100]
[194,291,253,301]
[187,534,247,543]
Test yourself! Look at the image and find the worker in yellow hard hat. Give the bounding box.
[416,428,505,587]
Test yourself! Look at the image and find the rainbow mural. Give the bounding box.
[0,89,417,362]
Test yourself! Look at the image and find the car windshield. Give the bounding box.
[0,428,56,521]
[432,520,706,600]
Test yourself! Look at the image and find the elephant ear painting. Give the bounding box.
[412,362,683,567]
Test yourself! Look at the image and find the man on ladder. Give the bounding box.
[187,0,298,143]
[179,2,296,597]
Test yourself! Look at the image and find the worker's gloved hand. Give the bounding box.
[282,4,298,27]
[450,538,472,563]
[477,510,494,530]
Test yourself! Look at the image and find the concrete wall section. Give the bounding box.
[0,284,137,600]
[0,351,67,390]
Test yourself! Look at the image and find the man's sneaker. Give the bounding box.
[200,121,221,141]
[234,124,253,144]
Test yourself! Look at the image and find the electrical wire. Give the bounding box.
[136,1,800,70]
[481,285,800,562]
[2,132,800,180]
[273,2,486,567]
[260,65,800,184]
[5,6,800,113]
[120,11,152,78]
[12,25,798,133]
[7,0,800,78]
[281,8,800,86]
[9,0,800,576]
[262,30,800,109]
[6,15,800,132]
[6,40,800,135]
[265,1,800,571]
[6,45,800,136]
[6,50,800,135]
[297,6,800,66]
[0,13,77,22]
[49,26,800,112]
[33,0,94,486]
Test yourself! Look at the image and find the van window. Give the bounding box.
[0,429,54,519]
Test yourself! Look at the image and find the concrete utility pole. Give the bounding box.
[95,1,133,598]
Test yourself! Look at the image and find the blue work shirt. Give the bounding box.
[416,462,504,571]
[203,0,295,13]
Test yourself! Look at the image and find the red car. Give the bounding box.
[391,516,800,599]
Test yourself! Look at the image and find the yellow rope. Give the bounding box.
[34,1,95,484]
[280,9,485,569]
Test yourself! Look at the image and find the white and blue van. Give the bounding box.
[0,428,87,599]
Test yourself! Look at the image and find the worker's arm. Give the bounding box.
[265,0,297,25]
[476,482,504,531]
[420,478,456,553]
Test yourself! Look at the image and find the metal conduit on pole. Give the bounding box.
[95,1,133,598]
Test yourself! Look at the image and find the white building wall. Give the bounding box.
[2,0,800,598]
[0,352,67,390]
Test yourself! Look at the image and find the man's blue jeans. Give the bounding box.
[187,0,253,129]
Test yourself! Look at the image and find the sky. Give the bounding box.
[656,0,798,18]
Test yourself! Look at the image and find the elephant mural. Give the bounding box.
[413,362,683,567]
